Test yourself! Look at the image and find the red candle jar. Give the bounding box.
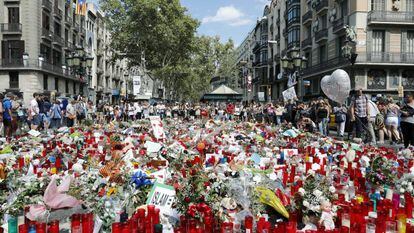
[48,221,59,233]
[36,223,46,233]
[18,224,28,233]
[405,193,413,218]
[112,223,122,233]
[71,214,82,233]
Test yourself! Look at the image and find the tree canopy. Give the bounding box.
[100,0,238,101]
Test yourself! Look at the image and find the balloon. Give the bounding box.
[321,69,351,104]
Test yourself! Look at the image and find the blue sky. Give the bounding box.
[91,0,269,46]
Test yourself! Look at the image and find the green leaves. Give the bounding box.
[100,0,238,101]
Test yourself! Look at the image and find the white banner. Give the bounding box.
[132,76,141,95]
[282,87,297,102]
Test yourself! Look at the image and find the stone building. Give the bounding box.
[238,0,414,101]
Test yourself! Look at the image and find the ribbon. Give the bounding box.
[131,170,152,189]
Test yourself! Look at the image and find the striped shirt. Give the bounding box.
[353,95,368,118]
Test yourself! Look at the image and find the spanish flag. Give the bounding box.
[75,0,87,16]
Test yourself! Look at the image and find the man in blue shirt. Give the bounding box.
[3,93,13,138]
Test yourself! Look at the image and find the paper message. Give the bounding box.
[146,183,176,211]
[149,116,166,139]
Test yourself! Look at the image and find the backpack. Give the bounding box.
[335,110,346,123]
[374,113,385,129]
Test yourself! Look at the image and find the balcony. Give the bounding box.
[74,23,80,32]
[301,37,312,49]
[332,18,346,34]
[302,56,349,76]
[80,27,86,37]
[315,0,329,15]
[64,41,74,51]
[367,11,414,25]
[53,34,64,45]
[1,23,22,34]
[315,28,328,43]
[357,52,414,64]
[287,17,300,27]
[4,0,20,3]
[54,5,62,19]
[65,15,72,26]
[41,28,52,41]
[287,0,300,6]
[302,10,313,25]
[42,0,52,11]
[0,59,76,79]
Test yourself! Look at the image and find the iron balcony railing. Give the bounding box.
[287,0,300,6]
[42,0,52,10]
[302,10,313,24]
[315,0,329,14]
[0,59,76,79]
[332,17,346,33]
[53,34,64,45]
[357,52,414,63]
[42,28,52,40]
[302,56,349,76]
[315,28,328,42]
[54,5,62,18]
[301,37,312,48]
[0,23,22,33]
[368,11,414,24]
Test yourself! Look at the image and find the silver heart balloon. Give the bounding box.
[321,69,351,104]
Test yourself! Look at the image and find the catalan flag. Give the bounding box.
[75,0,87,16]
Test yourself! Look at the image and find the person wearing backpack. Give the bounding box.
[50,100,62,129]
[334,104,347,138]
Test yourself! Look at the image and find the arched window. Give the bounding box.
[367,69,386,89]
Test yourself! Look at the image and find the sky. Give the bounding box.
[90,0,269,46]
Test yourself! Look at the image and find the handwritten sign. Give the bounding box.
[146,182,176,211]
[282,87,297,102]
[149,116,166,139]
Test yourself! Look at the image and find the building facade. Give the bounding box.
[238,0,414,102]
[0,0,128,105]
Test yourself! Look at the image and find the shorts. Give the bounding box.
[385,116,399,127]
[31,115,41,126]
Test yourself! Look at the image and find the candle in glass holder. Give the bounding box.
[342,213,350,228]
[397,212,406,233]
[48,221,59,233]
[71,214,82,233]
[386,221,397,233]
[112,223,122,233]
[244,216,253,233]
[18,224,28,233]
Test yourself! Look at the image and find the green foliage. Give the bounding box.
[100,0,239,101]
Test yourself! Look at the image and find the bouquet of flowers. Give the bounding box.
[366,156,398,187]
[396,174,414,196]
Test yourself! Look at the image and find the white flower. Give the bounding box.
[329,186,336,193]
[400,188,405,193]
[407,185,413,192]
[313,190,323,198]
[308,170,316,176]
[303,201,310,208]
[298,188,306,196]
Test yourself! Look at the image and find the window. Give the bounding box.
[321,14,328,29]
[42,12,50,30]
[52,49,61,66]
[337,36,346,57]
[340,0,348,18]
[55,77,59,91]
[402,70,414,89]
[287,5,300,25]
[287,26,300,48]
[372,30,385,60]
[43,74,48,90]
[65,28,69,42]
[65,80,69,93]
[319,45,327,63]
[9,72,19,89]
[371,0,385,10]
[8,7,19,24]
[407,31,414,54]
[367,69,386,89]
[312,79,319,94]
[408,0,414,11]
[388,70,400,89]
[54,22,61,36]
[73,81,76,94]
[40,44,51,62]
[1,40,25,63]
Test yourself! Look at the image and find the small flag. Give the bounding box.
[75,0,87,15]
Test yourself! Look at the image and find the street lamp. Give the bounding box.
[281,47,308,100]
[66,46,94,100]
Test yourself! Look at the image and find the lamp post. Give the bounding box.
[66,46,93,100]
[342,40,358,90]
[281,47,308,100]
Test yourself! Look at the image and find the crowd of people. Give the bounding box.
[1,90,413,148]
